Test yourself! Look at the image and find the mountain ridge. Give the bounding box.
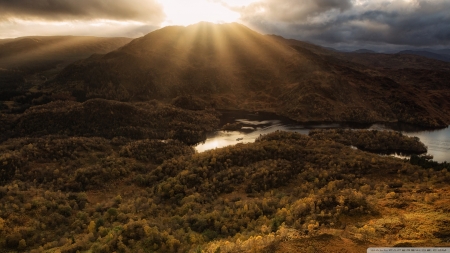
[397,50,450,63]
[0,36,133,69]
[26,22,450,127]
[0,35,133,97]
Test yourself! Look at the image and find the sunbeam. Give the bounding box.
[160,0,240,26]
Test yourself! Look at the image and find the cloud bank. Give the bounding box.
[237,0,450,50]
[0,0,165,22]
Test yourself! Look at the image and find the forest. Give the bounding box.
[1,123,449,252]
[0,98,219,145]
[309,129,427,154]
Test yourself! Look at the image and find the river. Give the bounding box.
[195,110,450,163]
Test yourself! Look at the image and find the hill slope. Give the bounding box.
[53,22,301,100]
[0,36,132,70]
[397,50,450,63]
[0,36,132,93]
[50,22,450,127]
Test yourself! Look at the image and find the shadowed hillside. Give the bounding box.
[397,50,450,63]
[0,36,132,71]
[49,22,450,128]
[52,22,301,100]
[4,99,219,145]
[271,37,450,128]
[0,36,132,97]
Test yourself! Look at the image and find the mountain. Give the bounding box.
[0,38,14,45]
[0,36,132,70]
[52,23,301,100]
[352,49,377,53]
[437,49,450,55]
[48,22,450,127]
[0,36,132,94]
[397,50,450,63]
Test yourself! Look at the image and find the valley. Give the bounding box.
[195,110,450,163]
[0,22,449,252]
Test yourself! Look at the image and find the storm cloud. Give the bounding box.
[238,0,450,49]
[0,0,165,22]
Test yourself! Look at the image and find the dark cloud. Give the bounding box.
[1,0,449,49]
[0,0,165,22]
[239,0,450,49]
[240,0,352,23]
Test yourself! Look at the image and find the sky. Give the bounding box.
[1,0,449,51]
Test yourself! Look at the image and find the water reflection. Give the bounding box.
[367,124,450,163]
[394,128,449,163]
[196,111,450,163]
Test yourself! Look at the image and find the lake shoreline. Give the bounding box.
[216,109,449,132]
[197,110,450,163]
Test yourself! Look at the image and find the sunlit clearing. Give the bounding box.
[160,0,240,26]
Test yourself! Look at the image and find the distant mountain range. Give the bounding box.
[396,50,450,63]
[349,48,450,63]
[1,23,450,127]
[352,49,377,54]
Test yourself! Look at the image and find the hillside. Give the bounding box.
[0,98,219,145]
[1,131,449,252]
[0,36,133,114]
[0,36,132,70]
[397,50,450,63]
[0,36,132,96]
[352,49,377,54]
[52,22,300,100]
[49,22,450,128]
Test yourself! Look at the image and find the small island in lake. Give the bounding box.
[309,129,428,155]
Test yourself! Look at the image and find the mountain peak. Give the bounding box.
[50,24,450,128]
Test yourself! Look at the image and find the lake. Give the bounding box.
[195,110,450,163]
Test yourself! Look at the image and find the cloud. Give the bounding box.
[0,0,165,22]
[1,0,449,49]
[237,0,351,24]
[238,0,450,49]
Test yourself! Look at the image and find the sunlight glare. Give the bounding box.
[160,0,241,26]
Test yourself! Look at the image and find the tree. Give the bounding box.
[88,221,96,233]
[18,239,27,250]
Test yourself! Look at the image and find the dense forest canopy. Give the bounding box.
[0,129,449,252]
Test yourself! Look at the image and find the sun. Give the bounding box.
[159,0,241,26]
